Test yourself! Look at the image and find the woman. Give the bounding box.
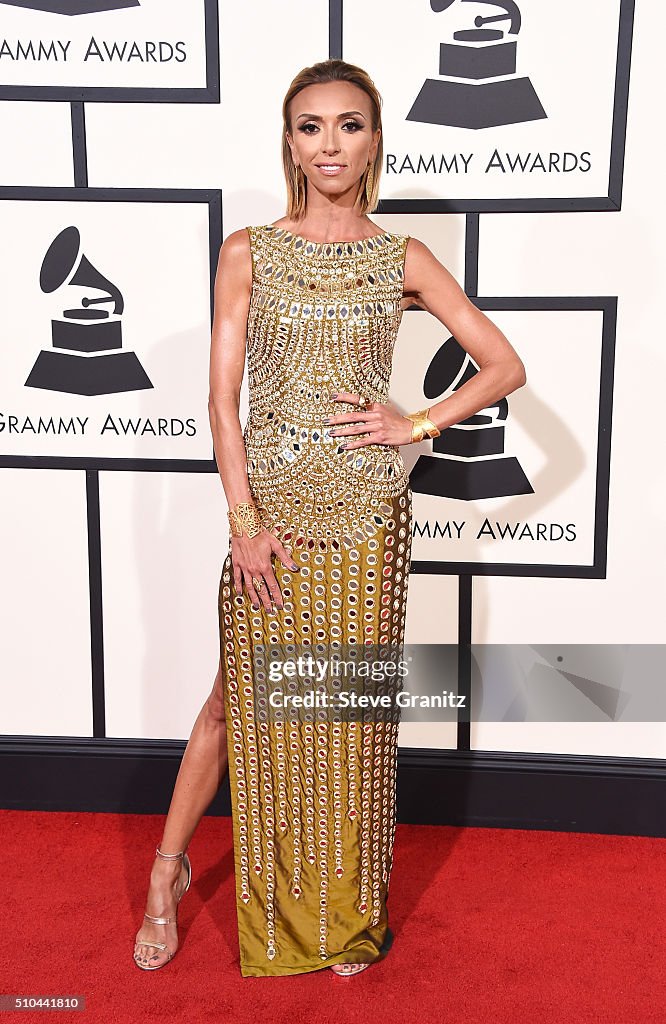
[133,58,526,977]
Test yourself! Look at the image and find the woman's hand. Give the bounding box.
[325,392,413,449]
[231,527,300,611]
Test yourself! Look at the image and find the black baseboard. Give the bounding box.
[1,737,664,838]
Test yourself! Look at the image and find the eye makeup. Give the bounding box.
[298,119,364,134]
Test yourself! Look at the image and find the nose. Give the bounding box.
[321,128,341,156]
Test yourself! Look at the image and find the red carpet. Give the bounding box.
[2,808,665,1023]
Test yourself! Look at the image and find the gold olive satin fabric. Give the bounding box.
[218,224,413,977]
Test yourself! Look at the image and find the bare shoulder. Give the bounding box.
[404,234,439,267]
[216,227,253,287]
[220,226,252,261]
[401,235,452,310]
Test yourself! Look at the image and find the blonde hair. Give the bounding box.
[281,58,383,220]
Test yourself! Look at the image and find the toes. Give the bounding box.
[331,962,367,975]
[133,940,159,966]
[134,943,167,968]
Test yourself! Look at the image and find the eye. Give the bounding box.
[297,119,364,134]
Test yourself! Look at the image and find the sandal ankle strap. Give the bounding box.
[144,911,175,926]
[155,845,185,860]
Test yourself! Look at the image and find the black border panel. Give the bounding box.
[70,102,88,186]
[85,468,106,738]
[1,738,664,837]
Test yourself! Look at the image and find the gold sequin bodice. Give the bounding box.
[244,223,411,551]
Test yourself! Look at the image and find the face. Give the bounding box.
[286,80,380,201]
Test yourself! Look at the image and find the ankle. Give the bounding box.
[150,852,184,882]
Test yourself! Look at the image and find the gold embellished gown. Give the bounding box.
[217,223,413,976]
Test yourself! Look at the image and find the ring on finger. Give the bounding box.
[251,576,264,591]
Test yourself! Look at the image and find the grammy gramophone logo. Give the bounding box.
[0,1,139,14]
[410,335,533,500]
[24,225,152,397]
[408,0,546,129]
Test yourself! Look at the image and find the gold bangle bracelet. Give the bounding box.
[403,407,441,443]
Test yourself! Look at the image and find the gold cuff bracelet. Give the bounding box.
[227,501,264,539]
[403,408,441,443]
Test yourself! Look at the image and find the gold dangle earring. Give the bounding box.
[295,165,305,211]
[365,162,375,205]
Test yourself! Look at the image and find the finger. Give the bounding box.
[242,569,262,610]
[261,565,284,610]
[340,432,374,450]
[273,543,300,572]
[330,397,368,414]
[232,564,243,597]
[330,419,375,437]
[325,412,356,425]
[328,410,375,432]
[251,567,274,611]
[264,532,300,572]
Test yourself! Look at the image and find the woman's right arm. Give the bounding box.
[208,228,298,612]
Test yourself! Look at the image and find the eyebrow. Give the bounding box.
[295,110,367,121]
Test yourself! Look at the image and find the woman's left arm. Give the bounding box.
[400,236,527,433]
[328,236,527,449]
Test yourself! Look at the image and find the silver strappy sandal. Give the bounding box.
[133,845,192,971]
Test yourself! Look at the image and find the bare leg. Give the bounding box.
[133,658,229,968]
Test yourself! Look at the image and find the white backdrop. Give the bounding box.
[0,1,662,761]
